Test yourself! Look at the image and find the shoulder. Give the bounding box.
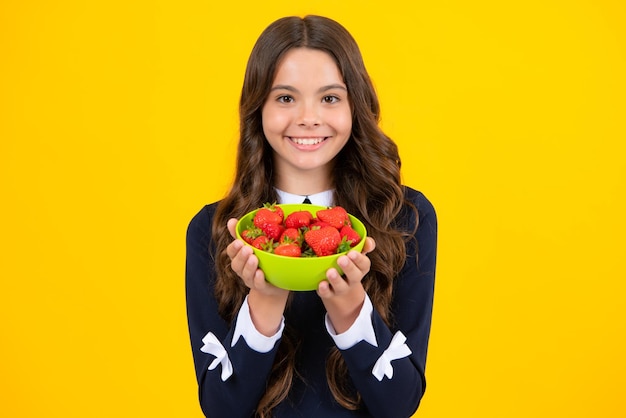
[403,186,436,216]
[186,201,221,244]
[401,186,437,229]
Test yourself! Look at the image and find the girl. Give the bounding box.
[186,15,437,418]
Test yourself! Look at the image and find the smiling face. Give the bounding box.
[261,47,352,193]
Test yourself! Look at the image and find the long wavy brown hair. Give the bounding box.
[211,15,413,417]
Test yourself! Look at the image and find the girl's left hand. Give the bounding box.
[317,237,376,333]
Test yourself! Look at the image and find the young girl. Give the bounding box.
[186,15,437,418]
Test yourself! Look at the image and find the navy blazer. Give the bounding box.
[185,187,437,418]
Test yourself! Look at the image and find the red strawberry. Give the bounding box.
[274,242,302,257]
[339,225,361,247]
[316,206,350,229]
[261,222,284,241]
[285,211,313,229]
[280,227,301,244]
[241,227,263,244]
[309,219,331,229]
[253,203,284,229]
[272,204,284,221]
[304,226,341,256]
[251,235,271,250]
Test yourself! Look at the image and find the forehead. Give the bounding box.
[272,48,345,87]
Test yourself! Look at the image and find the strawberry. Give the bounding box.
[253,203,285,241]
[253,203,284,229]
[304,226,341,256]
[339,225,361,247]
[309,219,331,229]
[251,235,271,250]
[285,211,313,229]
[261,222,284,241]
[241,227,263,244]
[272,204,285,221]
[274,242,302,257]
[280,227,301,244]
[316,206,350,229]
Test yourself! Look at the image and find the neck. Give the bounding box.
[274,166,333,196]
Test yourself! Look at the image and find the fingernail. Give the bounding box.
[338,256,349,267]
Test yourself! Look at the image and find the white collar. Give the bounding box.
[275,189,334,207]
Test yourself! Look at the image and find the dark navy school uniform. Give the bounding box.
[185,187,437,417]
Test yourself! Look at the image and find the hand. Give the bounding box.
[226,218,289,336]
[317,237,376,333]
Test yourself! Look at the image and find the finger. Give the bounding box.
[252,270,291,298]
[346,250,371,275]
[229,243,254,278]
[362,237,376,255]
[240,250,260,283]
[227,218,239,239]
[317,279,332,298]
[325,267,348,293]
[336,254,360,284]
[335,252,370,285]
[226,238,244,260]
[251,268,267,290]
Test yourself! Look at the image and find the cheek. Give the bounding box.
[260,107,271,134]
[262,108,290,134]
[334,110,353,135]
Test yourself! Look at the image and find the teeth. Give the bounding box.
[290,137,325,145]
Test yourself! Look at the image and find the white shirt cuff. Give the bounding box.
[325,293,378,349]
[231,295,285,353]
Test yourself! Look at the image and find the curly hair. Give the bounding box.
[211,15,412,417]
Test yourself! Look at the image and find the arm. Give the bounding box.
[335,190,438,418]
[185,205,283,418]
[225,219,290,336]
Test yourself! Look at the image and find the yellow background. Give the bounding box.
[1,0,625,416]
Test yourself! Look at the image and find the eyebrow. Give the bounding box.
[270,83,348,93]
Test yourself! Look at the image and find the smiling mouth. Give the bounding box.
[288,137,328,145]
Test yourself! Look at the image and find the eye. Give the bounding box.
[277,95,294,103]
[322,95,340,104]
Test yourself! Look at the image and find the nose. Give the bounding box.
[297,101,320,127]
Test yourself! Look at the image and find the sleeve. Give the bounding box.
[325,294,377,349]
[185,205,282,418]
[338,189,438,418]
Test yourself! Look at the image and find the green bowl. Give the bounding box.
[236,204,367,291]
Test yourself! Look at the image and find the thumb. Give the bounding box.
[227,218,239,239]
[362,237,376,255]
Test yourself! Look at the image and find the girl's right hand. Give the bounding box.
[226,218,289,299]
[226,218,289,336]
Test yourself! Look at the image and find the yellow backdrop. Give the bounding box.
[1,0,625,416]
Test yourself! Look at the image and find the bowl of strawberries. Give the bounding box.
[236,203,367,291]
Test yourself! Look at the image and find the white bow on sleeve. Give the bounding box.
[200,332,233,381]
[372,331,412,381]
